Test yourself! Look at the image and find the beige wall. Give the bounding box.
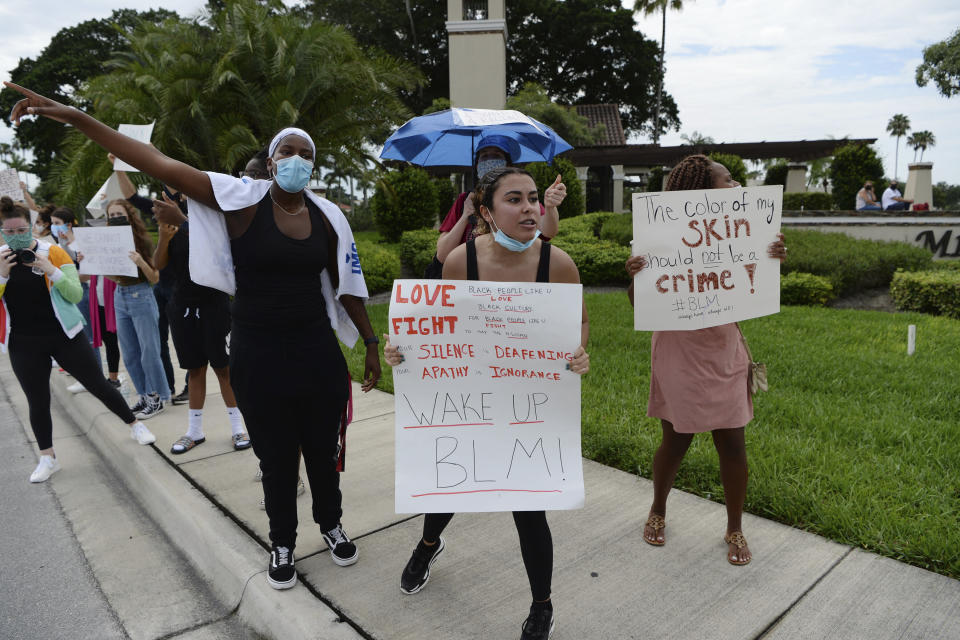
[448,31,506,109]
[782,218,960,260]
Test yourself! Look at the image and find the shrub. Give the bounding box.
[432,176,459,224]
[551,236,630,285]
[764,162,788,187]
[371,166,438,242]
[646,166,665,192]
[780,272,834,306]
[399,228,440,276]
[356,241,401,293]
[558,211,619,238]
[526,156,585,218]
[599,214,632,246]
[890,269,960,318]
[345,202,376,231]
[782,229,933,296]
[709,152,748,186]
[829,143,884,210]
[783,192,834,211]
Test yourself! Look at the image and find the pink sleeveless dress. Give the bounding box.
[646,323,753,433]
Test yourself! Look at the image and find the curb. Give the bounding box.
[45,373,364,640]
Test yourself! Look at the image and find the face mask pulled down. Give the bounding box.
[488,214,540,252]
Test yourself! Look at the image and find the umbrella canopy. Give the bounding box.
[380,108,573,167]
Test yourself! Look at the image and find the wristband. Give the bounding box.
[363,336,380,346]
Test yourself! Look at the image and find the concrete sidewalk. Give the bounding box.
[8,358,959,640]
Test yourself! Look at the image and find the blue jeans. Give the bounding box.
[114,282,169,401]
[79,282,102,371]
[857,205,882,211]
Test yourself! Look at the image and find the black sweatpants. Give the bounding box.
[422,511,553,601]
[241,396,344,550]
[153,285,176,394]
[96,304,120,373]
[9,331,136,450]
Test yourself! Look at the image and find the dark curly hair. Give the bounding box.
[665,154,714,191]
[472,166,535,235]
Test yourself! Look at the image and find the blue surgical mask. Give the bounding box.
[273,156,314,193]
[476,158,507,179]
[50,224,68,239]
[488,215,541,252]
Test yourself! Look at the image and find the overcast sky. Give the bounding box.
[3,0,959,187]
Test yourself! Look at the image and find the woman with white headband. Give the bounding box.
[5,82,382,591]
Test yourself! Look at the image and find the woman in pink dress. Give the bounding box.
[626,154,786,565]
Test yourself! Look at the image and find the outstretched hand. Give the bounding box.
[4,82,76,125]
[543,174,567,209]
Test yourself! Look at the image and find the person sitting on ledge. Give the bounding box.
[882,180,913,211]
[855,181,882,211]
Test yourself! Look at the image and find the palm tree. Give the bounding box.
[634,0,691,145]
[886,114,910,180]
[680,131,714,145]
[907,131,936,162]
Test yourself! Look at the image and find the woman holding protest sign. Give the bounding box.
[5,81,381,590]
[625,154,786,566]
[385,166,589,640]
[0,196,156,483]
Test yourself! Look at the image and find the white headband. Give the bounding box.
[268,127,316,158]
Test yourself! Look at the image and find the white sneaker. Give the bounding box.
[30,455,61,483]
[67,381,87,394]
[130,422,157,445]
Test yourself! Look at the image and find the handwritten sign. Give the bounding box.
[85,174,125,218]
[112,123,155,172]
[0,168,25,201]
[390,280,584,514]
[632,185,782,331]
[73,227,137,277]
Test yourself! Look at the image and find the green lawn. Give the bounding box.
[342,293,960,579]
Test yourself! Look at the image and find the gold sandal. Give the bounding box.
[643,513,666,546]
[724,531,751,565]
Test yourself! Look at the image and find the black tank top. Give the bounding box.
[230,194,329,329]
[465,239,551,283]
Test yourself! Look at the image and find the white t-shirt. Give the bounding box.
[881,187,901,209]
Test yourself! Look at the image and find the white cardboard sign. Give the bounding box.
[112,123,155,172]
[389,280,585,514]
[632,185,783,331]
[85,174,125,219]
[0,168,25,201]
[73,227,137,277]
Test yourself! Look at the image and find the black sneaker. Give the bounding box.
[267,545,296,589]
[171,385,189,405]
[400,537,445,595]
[136,394,165,420]
[321,524,358,566]
[129,395,148,414]
[520,603,555,640]
[107,378,122,390]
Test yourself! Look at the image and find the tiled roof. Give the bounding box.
[574,104,626,146]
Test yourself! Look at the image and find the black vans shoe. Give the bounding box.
[321,524,358,566]
[267,545,297,590]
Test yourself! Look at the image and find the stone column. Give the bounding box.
[575,166,589,214]
[612,164,625,212]
[904,162,933,209]
[785,163,808,193]
[447,1,507,109]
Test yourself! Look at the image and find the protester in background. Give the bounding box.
[33,204,53,239]
[241,149,270,182]
[882,180,913,211]
[433,133,564,268]
[0,196,155,483]
[6,83,384,593]
[151,194,250,453]
[855,181,882,211]
[625,154,787,567]
[385,166,589,640]
[101,199,168,419]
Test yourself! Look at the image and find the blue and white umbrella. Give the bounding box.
[380,108,573,167]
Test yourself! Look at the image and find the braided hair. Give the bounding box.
[665,154,714,191]
[471,166,535,235]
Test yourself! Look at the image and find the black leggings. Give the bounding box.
[96,305,120,374]
[240,395,344,550]
[423,511,553,601]
[9,331,136,450]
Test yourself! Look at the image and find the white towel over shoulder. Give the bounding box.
[187,173,368,347]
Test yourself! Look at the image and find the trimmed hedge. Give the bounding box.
[783,192,833,211]
[890,269,960,318]
[399,228,440,276]
[782,229,933,296]
[371,166,438,242]
[780,272,834,306]
[558,211,619,237]
[552,236,631,286]
[599,214,632,246]
[356,241,400,293]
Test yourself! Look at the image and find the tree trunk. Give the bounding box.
[652,6,666,145]
[894,135,900,180]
